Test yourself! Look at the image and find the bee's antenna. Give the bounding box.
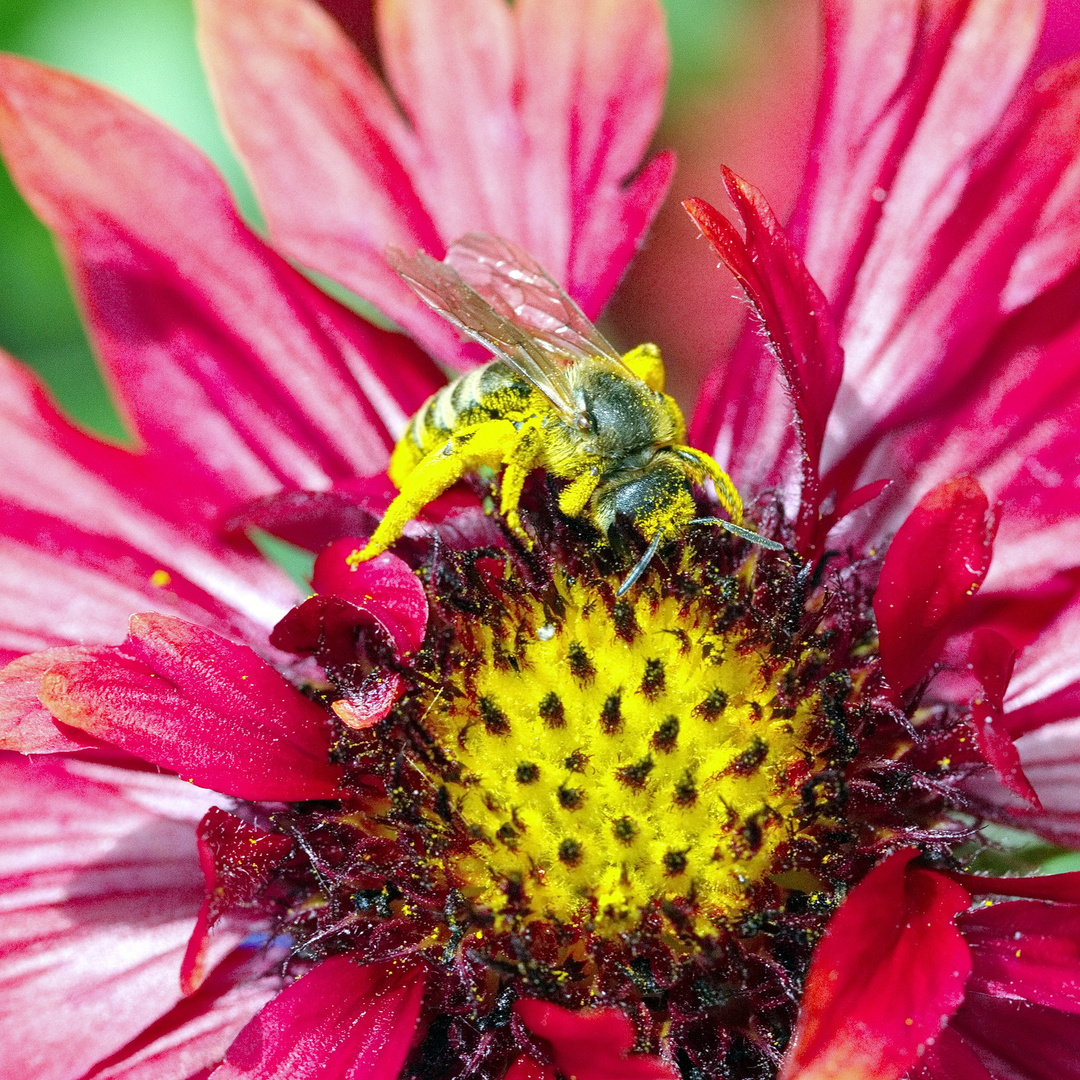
[690,518,786,552]
[616,529,665,598]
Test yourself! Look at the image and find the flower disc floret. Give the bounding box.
[415,561,830,935]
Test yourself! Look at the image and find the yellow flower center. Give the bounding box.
[417,569,827,935]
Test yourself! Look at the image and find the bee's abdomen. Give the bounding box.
[390,362,535,485]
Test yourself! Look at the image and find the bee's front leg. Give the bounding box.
[674,446,744,525]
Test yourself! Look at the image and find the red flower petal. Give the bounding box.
[961,899,1080,1014]
[874,477,996,695]
[515,999,678,1080]
[0,756,214,1080]
[684,180,843,548]
[198,0,671,368]
[312,537,428,656]
[331,671,405,731]
[0,53,442,490]
[182,808,293,995]
[505,1057,556,1080]
[39,614,343,801]
[209,955,425,1080]
[778,849,971,1080]
[908,1024,994,1080]
[950,991,1080,1079]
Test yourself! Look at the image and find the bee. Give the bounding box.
[351,234,780,592]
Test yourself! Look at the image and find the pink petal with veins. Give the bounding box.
[0,756,217,1080]
[0,53,443,495]
[0,351,299,637]
[86,947,280,1080]
[198,0,671,369]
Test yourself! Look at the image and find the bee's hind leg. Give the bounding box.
[498,418,546,546]
[351,421,517,563]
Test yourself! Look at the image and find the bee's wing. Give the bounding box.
[444,234,625,365]
[388,247,582,419]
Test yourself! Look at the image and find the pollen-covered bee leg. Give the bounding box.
[498,419,545,544]
[352,421,517,563]
[556,468,600,519]
[620,343,666,392]
[674,446,744,525]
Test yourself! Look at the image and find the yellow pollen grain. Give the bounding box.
[420,573,824,935]
[149,569,171,588]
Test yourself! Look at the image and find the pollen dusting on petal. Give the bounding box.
[414,569,828,934]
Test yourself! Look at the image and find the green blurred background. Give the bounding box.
[0,0,766,440]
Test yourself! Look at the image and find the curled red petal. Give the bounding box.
[332,671,405,731]
[515,999,678,1080]
[182,808,293,996]
[39,614,343,801]
[684,182,843,550]
[209,955,425,1080]
[312,537,428,656]
[874,477,996,695]
[947,869,1080,904]
[270,594,392,673]
[966,629,1039,806]
[778,849,971,1080]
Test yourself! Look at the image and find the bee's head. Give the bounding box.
[592,453,697,541]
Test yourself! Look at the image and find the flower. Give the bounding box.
[1,2,1080,1080]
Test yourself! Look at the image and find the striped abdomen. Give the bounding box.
[390,361,541,482]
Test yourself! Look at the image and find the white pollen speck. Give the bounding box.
[537,624,556,641]
[872,186,887,202]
